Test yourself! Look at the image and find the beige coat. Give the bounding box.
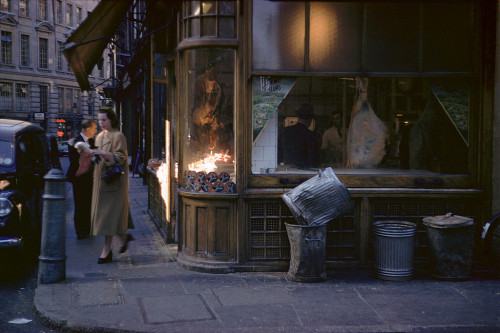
[90,129,130,236]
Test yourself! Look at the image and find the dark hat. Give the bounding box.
[296,104,314,119]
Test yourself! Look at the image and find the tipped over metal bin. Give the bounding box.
[373,221,417,281]
[285,223,327,282]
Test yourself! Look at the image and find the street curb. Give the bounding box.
[34,284,134,333]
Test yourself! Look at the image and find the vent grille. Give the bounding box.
[249,200,358,261]
[372,199,475,261]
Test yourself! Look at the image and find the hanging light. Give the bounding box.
[103,82,115,99]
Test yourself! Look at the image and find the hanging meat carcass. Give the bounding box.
[346,78,387,168]
[192,65,223,150]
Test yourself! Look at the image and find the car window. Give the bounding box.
[33,134,51,171]
[0,140,14,166]
[17,132,51,175]
[17,136,33,170]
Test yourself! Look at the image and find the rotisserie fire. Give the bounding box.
[184,151,235,193]
[189,151,231,173]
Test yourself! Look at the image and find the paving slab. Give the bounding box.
[34,174,500,333]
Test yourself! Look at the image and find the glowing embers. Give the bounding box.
[184,152,235,193]
[188,151,231,173]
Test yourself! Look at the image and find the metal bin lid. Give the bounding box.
[422,213,474,229]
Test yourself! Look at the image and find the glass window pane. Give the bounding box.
[189,18,200,38]
[202,1,215,15]
[219,1,234,15]
[1,31,12,65]
[0,82,13,112]
[219,18,234,38]
[190,1,200,16]
[182,49,235,191]
[21,34,30,66]
[364,3,420,72]
[253,0,304,71]
[309,2,362,72]
[251,76,470,176]
[201,16,216,36]
[58,87,64,112]
[39,38,48,69]
[20,0,29,17]
[422,2,473,72]
[39,85,48,113]
[16,83,29,112]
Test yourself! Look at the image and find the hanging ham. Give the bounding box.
[346,78,387,168]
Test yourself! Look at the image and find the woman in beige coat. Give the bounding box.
[91,107,133,264]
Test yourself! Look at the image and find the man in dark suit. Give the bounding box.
[66,120,97,239]
[283,104,319,169]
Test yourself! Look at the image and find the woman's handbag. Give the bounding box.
[103,154,124,183]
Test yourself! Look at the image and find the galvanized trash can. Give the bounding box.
[423,213,475,280]
[373,220,417,281]
[281,167,354,226]
[285,223,327,282]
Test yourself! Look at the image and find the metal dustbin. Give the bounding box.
[423,213,475,280]
[285,223,327,282]
[373,221,417,281]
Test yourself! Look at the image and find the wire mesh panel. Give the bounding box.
[249,201,292,260]
[249,200,358,262]
[325,211,358,261]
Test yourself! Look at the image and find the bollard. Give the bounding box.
[38,168,66,284]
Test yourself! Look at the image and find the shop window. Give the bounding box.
[364,2,420,72]
[422,3,473,72]
[251,76,470,176]
[181,1,236,39]
[253,0,474,74]
[182,48,235,193]
[252,1,304,71]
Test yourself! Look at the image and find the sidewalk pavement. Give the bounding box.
[34,174,500,333]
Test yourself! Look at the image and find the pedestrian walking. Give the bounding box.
[66,119,97,240]
[90,106,133,264]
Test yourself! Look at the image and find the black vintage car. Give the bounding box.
[0,119,52,260]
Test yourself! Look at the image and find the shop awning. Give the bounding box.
[63,0,131,91]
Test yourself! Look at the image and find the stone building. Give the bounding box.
[0,0,112,140]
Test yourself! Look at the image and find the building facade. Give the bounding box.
[0,0,112,140]
[66,0,499,273]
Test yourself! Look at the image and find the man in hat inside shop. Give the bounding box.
[282,104,319,169]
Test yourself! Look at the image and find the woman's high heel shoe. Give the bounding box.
[119,233,134,254]
[97,250,113,264]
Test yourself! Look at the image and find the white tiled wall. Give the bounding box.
[252,111,278,173]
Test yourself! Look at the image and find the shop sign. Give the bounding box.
[33,112,45,121]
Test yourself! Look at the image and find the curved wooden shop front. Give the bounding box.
[165,0,494,273]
